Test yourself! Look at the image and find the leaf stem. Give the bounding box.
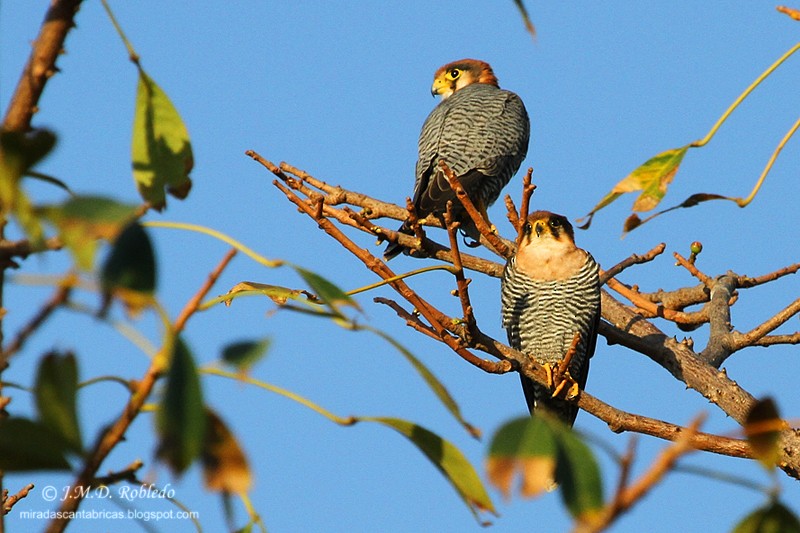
[691,42,800,148]
[345,265,457,296]
[99,0,140,65]
[201,367,357,426]
[143,221,283,268]
[735,114,800,207]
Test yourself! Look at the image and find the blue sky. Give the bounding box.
[2,2,799,532]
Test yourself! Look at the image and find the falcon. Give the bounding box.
[500,211,600,426]
[384,59,530,259]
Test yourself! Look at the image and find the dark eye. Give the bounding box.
[449,68,461,79]
[523,222,532,234]
[549,218,561,228]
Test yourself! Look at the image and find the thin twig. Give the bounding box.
[605,278,709,326]
[674,252,713,287]
[585,416,704,532]
[516,168,535,247]
[440,160,512,258]
[90,459,144,486]
[504,194,520,235]
[1,274,74,363]
[599,243,666,285]
[443,202,477,336]
[2,483,34,515]
[730,296,800,350]
[735,262,800,288]
[373,297,441,342]
[273,179,508,374]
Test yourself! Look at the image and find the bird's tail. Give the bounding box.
[520,375,579,428]
[383,221,414,260]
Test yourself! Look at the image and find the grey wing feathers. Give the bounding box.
[412,83,529,215]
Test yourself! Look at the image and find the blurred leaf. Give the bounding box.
[512,0,536,38]
[35,351,83,453]
[224,281,320,308]
[156,337,205,474]
[294,267,361,317]
[202,408,252,493]
[0,129,57,174]
[368,327,480,438]
[579,146,688,229]
[370,417,496,518]
[733,500,800,533]
[0,129,56,243]
[550,417,604,523]
[744,397,786,469]
[0,418,71,471]
[487,415,603,522]
[39,196,139,270]
[486,416,557,499]
[132,69,193,210]
[221,338,270,373]
[101,221,157,315]
[623,214,642,233]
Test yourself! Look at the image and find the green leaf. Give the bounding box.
[221,339,270,373]
[733,500,800,533]
[202,408,252,493]
[744,397,785,469]
[367,327,479,438]
[39,196,139,270]
[486,415,603,523]
[156,337,205,474]
[549,418,604,522]
[35,351,83,453]
[369,417,496,518]
[294,267,361,317]
[0,129,57,243]
[578,145,688,229]
[0,418,71,471]
[101,221,157,314]
[486,416,558,499]
[132,69,193,210]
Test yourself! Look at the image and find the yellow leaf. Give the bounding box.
[486,455,556,500]
[202,409,252,494]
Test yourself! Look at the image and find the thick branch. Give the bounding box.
[701,275,737,367]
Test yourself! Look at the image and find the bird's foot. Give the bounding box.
[544,363,580,400]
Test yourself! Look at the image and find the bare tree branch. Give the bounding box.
[252,151,800,480]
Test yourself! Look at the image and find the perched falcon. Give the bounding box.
[501,211,600,426]
[384,59,530,259]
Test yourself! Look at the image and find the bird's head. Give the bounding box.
[516,211,586,280]
[431,59,498,100]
